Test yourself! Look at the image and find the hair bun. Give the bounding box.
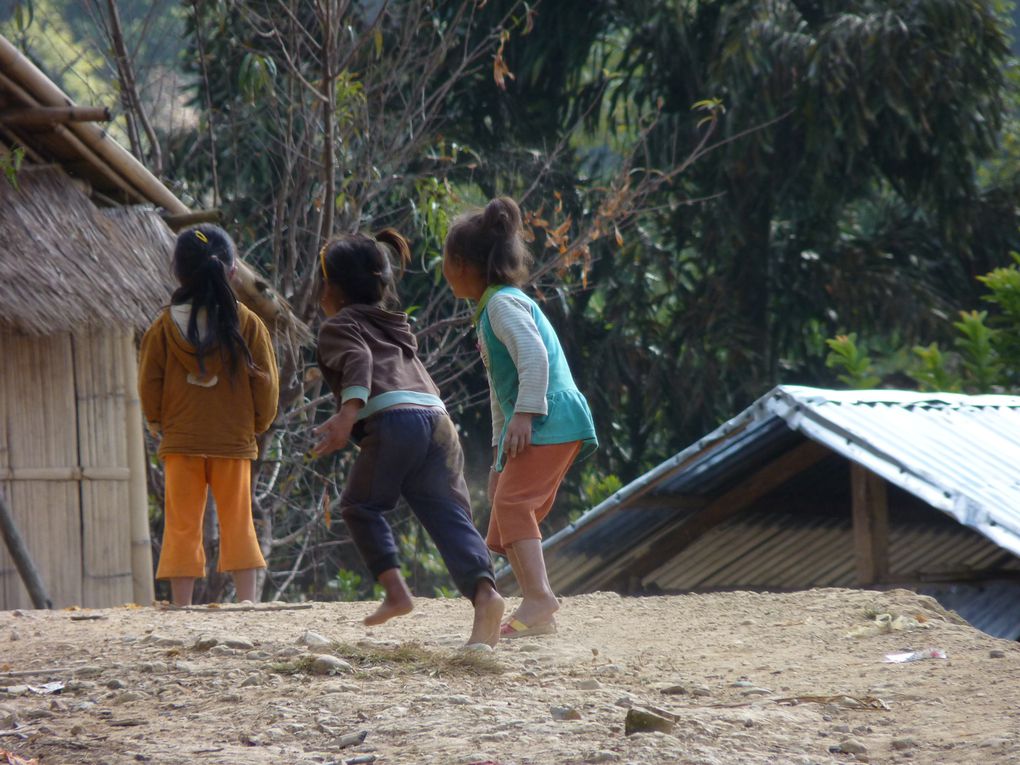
[483,196,521,236]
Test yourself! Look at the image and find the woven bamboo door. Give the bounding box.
[0,328,135,608]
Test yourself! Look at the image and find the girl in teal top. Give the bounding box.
[444,196,597,639]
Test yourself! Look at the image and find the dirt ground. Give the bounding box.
[1,587,1019,765]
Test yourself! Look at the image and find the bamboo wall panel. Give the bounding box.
[74,329,133,606]
[0,329,83,609]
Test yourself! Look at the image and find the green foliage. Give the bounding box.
[0,147,25,189]
[909,343,961,392]
[953,310,1002,391]
[826,257,1020,393]
[238,53,277,105]
[330,568,365,602]
[824,334,880,389]
[11,0,34,33]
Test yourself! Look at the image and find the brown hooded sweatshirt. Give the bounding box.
[316,304,442,418]
[138,302,279,459]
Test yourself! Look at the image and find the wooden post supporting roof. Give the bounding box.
[850,462,889,585]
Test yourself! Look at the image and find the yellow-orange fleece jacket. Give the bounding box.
[138,302,279,459]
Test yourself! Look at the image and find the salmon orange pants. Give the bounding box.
[486,441,581,555]
[156,454,266,579]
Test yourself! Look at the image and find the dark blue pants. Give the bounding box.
[340,408,494,600]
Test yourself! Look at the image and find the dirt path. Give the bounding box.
[1,588,1018,764]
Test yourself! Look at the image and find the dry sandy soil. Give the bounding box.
[1,587,1019,765]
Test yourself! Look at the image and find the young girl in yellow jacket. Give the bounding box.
[139,225,278,606]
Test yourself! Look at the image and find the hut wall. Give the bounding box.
[74,329,134,606]
[0,326,136,609]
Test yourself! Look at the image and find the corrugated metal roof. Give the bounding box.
[919,581,1020,641]
[544,385,1020,557]
[764,387,1020,551]
[513,386,1020,626]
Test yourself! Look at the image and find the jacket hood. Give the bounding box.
[160,308,224,379]
[334,304,418,353]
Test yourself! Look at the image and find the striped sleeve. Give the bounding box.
[487,293,549,416]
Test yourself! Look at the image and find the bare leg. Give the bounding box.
[504,538,559,627]
[504,545,522,621]
[467,579,505,647]
[364,567,414,626]
[232,568,257,603]
[169,577,195,607]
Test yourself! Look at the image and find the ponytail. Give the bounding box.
[445,195,532,286]
[171,224,258,378]
[374,228,411,274]
[319,228,410,308]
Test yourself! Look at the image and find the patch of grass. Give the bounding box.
[337,641,502,677]
[269,655,318,675]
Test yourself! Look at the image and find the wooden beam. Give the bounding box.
[622,439,832,584]
[0,106,111,126]
[161,209,222,230]
[851,462,889,585]
[625,494,709,511]
[0,488,52,609]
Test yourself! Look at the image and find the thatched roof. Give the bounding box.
[0,167,175,334]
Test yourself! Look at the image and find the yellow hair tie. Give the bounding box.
[319,244,329,281]
[195,230,209,243]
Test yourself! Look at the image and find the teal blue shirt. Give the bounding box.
[475,285,598,471]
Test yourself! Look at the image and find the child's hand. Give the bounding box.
[312,402,361,456]
[503,412,534,459]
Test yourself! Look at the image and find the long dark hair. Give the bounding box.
[319,228,412,307]
[171,224,256,377]
[444,196,532,287]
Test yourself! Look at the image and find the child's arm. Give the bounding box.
[312,399,364,455]
[248,315,280,434]
[314,317,371,456]
[488,294,548,458]
[137,321,166,433]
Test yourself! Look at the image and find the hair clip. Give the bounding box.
[194,230,209,243]
[319,244,329,281]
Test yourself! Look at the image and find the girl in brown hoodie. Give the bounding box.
[139,225,278,606]
[313,229,504,649]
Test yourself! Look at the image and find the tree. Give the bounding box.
[450,0,1020,471]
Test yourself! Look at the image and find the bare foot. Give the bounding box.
[364,568,414,626]
[468,582,505,648]
[363,594,413,626]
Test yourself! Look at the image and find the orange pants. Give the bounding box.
[156,454,266,579]
[486,441,581,555]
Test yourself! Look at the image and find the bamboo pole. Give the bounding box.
[122,330,154,605]
[162,209,222,230]
[0,487,52,609]
[0,106,111,125]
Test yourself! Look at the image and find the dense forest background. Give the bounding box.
[4,0,1020,602]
